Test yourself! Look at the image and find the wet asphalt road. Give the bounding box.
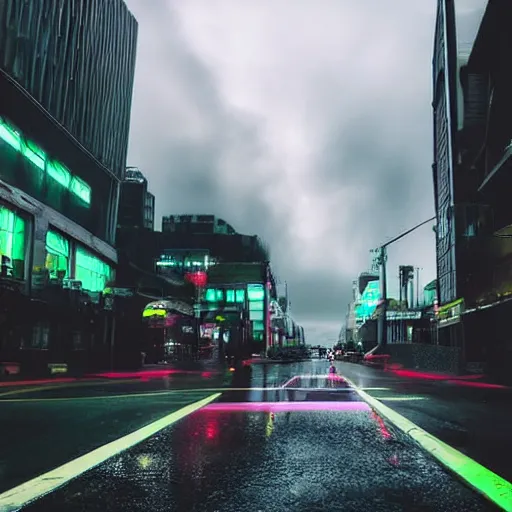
[0,361,505,511]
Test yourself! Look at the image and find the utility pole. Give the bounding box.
[373,216,435,347]
[416,267,421,307]
[373,246,388,347]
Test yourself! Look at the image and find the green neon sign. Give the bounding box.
[0,118,92,205]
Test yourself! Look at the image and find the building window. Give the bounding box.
[0,205,26,279]
[253,321,265,333]
[247,284,265,301]
[45,230,70,279]
[249,300,264,322]
[0,117,92,205]
[75,246,112,292]
[24,323,50,350]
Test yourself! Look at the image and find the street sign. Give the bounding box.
[386,311,422,320]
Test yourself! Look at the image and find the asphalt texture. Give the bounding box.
[0,360,508,511]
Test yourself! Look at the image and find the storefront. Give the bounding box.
[436,298,464,349]
[386,311,423,343]
[0,190,116,376]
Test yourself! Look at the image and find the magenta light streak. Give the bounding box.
[202,401,371,413]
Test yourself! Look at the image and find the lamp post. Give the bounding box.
[373,216,435,347]
[415,267,423,307]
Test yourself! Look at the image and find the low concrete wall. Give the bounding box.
[385,343,463,375]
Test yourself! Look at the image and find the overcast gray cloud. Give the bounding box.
[124,0,439,344]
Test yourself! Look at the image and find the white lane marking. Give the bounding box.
[0,393,221,512]
[374,396,426,401]
[281,376,300,388]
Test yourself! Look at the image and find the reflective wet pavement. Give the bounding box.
[11,361,501,511]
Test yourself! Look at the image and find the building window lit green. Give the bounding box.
[253,321,264,332]
[235,289,245,303]
[75,246,112,292]
[205,288,217,302]
[249,300,264,311]
[205,288,224,302]
[226,289,235,303]
[0,118,92,205]
[249,310,264,322]
[45,230,69,279]
[0,205,26,279]
[247,284,265,301]
[249,300,264,322]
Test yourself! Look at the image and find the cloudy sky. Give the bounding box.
[124,0,439,344]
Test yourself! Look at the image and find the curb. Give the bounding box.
[344,376,512,511]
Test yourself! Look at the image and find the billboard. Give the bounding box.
[355,280,381,322]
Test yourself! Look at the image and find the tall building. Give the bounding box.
[118,167,155,230]
[0,0,138,375]
[432,0,488,305]
[433,0,512,380]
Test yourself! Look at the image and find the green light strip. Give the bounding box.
[346,378,512,511]
[0,118,91,205]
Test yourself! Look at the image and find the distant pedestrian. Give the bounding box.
[329,363,337,374]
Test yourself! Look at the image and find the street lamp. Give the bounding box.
[373,216,435,347]
[415,267,423,307]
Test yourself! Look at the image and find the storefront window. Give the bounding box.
[205,288,216,302]
[45,230,70,279]
[0,205,26,279]
[75,246,112,292]
[205,288,224,302]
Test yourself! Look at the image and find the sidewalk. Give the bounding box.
[363,353,511,387]
[383,366,510,389]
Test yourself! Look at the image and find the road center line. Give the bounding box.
[343,375,512,511]
[0,393,221,512]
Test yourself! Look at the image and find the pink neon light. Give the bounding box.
[387,369,508,388]
[202,401,371,413]
[0,377,77,388]
[445,379,508,390]
[88,369,208,379]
